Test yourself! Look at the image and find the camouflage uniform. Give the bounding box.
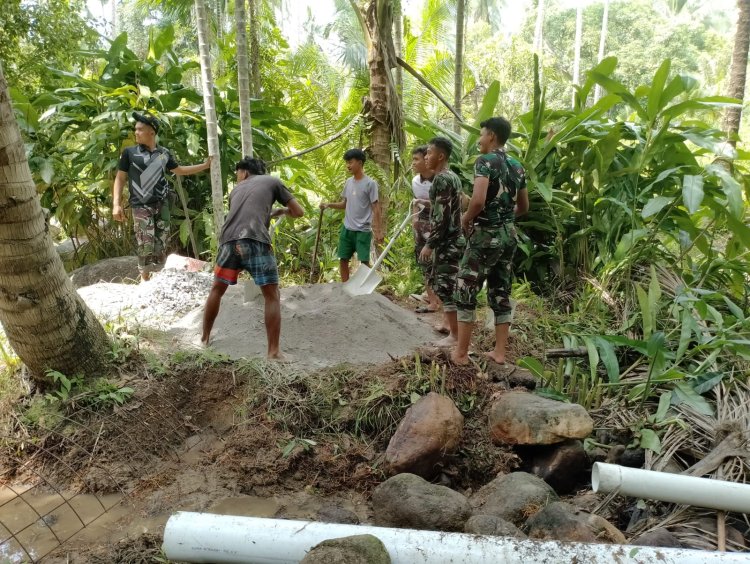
[118,144,179,275]
[132,201,170,274]
[413,212,431,277]
[455,150,526,324]
[426,169,465,312]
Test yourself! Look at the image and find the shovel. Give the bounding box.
[309,207,324,283]
[343,205,419,296]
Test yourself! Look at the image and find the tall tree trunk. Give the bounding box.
[454,0,465,133]
[195,0,225,238]
[724,0,750,146]
[110,0,117,39]
[248,0,262,95]
[533,0,545,56]
[0,67,109,384]
[361,0,404,239]
[594,0,609,103]
[571,4,583,108]
[235,0,254,157]
[393,0,403,104]
[527,0,545,111]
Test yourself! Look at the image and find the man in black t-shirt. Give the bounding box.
[201,157,304,360]
[112,111,212,281]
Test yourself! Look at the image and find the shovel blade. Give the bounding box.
[342,265,382,296]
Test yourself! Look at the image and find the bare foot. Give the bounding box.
[484,351,506,365]
[268,352,291,363]
[434,335,457,347]
[450,349,470,365]
[140,272,152,282]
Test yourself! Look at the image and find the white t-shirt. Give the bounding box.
[412,174,432,200]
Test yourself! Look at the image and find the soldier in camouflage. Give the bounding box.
[112,111,211,281]
[451,117,529,365]
[419,137,465,347]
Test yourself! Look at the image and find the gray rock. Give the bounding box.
[489,391,593,445]
[316,505,360,525]
[464,515,527,538]
[527,439,587,494]
[385,392,464,478]
[372,473,471,532]
[300,534,390,564]
[526,501,626,544]
[471,472,558,526]
[69,256,140,288]
[630,528,683,548]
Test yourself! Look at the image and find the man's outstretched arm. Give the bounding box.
[173,156,212,176]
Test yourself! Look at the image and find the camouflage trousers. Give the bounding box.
[455,224,517,324]
[413,218,431,278]
[429,238,465,313]
[132,201,170,274]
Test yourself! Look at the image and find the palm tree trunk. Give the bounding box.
[724,0,750,146]
[394,0,403,102]
[572,4,583,108]
[249,0,262,95]
[454,0,465,133]
[594,0,609,103]
[362,0,405,238]
[235,0,254,157]
[195,0,225,238]
[0,67,109,384]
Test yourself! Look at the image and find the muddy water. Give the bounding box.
[0,484,368,562]
[0,485,122,563]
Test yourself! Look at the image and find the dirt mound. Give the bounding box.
[75,270,439,368]
[169,281,439,368]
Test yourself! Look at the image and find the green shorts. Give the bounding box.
[338,225,372,262]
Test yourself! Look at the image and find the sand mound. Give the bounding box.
[169,282,438,368]
[75,269,438,368]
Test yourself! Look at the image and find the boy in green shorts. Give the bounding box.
[320,149,383,282]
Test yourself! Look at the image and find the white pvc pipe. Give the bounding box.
[592,462,750,514]
[162,512,750,564]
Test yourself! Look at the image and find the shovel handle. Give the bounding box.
[370,205,420,272]
[310,208,325,283]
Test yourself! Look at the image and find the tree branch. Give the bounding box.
[396,57,464,123]
[268,115,362,165]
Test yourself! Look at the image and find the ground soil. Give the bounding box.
[0,298,524,563]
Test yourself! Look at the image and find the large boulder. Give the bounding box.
[525,501,626,544]
[470,472,558,526]
[69,256,140,288]
[300,534,390,564]
[489,391,593,445]
[525,439,588,494]
[464,515,526,538]
[372,473,471,532]
[385,392,464,478]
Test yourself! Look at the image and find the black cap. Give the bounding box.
[132,111,160,134]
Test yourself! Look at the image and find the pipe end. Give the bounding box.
[591,462,602,493]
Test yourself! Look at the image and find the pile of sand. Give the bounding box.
[169,282,438,368]
[76,269,438,368]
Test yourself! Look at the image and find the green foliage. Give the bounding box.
[0,0,98,96]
